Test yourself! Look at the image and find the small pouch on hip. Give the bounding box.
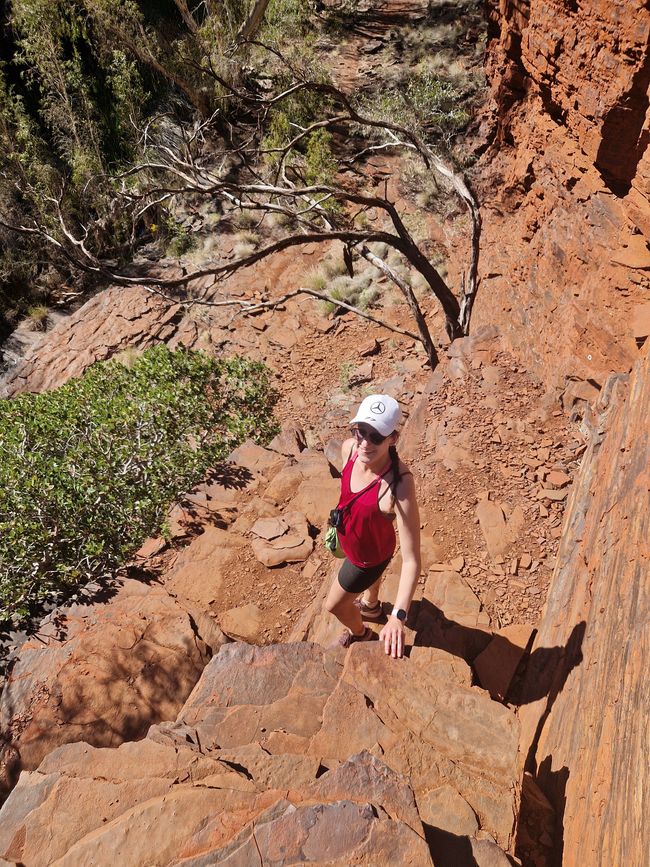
[324,526,345,558]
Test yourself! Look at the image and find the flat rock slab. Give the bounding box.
[476,499,524,559]
[250,511,313,566]
[163,525,247,608]
[228,440,286,474]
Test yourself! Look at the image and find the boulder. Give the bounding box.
[474,624,535,701]
[288,476,341,527]
[0,580,227,771]
[268,423,308,456]
[250,511,314,567]
[219,604,264,642]
[227,439,285,474]
[264,462,304,504]
[163,525,247,608]
[417,784,479,837]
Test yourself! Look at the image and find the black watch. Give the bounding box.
[391,607,407,622]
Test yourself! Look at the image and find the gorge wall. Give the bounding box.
[517,347,649,866]
[477,0,649,394]
[478,3,649,862]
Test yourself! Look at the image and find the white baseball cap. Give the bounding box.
[349,394,402,436]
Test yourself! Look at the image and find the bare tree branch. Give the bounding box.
[2,49,482,365]
[142,282,422,342]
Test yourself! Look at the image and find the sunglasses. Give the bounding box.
[351,425,389,446]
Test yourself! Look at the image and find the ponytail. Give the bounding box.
[388,444,401,502]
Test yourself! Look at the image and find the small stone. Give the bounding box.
[359,338,380,357]
[537,488,569,501]
[450,555,465,572]
[546,470,571,488]
[519,553,533,570]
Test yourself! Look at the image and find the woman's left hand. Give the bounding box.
[379,616,405,659]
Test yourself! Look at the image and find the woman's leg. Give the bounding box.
[361,575,383,606]
[324,577,365,636]
[325,559,390,633]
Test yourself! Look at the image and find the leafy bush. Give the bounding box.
[304,129,338,186]
[0,346,278,622]
[359,70,470,147]
[25,305,49,331]
[321,273,381,314]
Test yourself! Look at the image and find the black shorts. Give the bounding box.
[338,556,391,594]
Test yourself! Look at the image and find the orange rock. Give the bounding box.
[518,350,650,865]
[0,580,227,771]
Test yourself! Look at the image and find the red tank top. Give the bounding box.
[336,453,396,568]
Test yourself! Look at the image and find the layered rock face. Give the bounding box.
[0,641,520,866]
[517,347,649,865]
[477,0,650,390]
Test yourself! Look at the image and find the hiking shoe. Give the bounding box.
[332,626,375,648]
[354,598,384,622]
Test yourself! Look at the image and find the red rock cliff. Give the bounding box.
[516,345,649,864]
[477,0,650,392]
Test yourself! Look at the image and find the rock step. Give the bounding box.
[0,641,519,866]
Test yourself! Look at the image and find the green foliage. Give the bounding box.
[304,129,337,186]
[360,70,469,146]
[164,216,196,258]
[321,273,381,315]
[260,0,317,52]
[0,346,278,622]
[25,305,49,331]
[339,361,355,391]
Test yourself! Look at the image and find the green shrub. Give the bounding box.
[165,218,196,258]
[304,129,338,186]
[0,346,278,622]
[322,273,381,314]
[25,304,49,331]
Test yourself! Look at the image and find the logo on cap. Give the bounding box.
[370,401,385,414]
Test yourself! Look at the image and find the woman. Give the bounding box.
[324,394,421,658]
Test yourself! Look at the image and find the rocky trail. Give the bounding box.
[0,291,582,865]
[0,0,648,864]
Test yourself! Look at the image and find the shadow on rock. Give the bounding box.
[206,463,254,491]
[424,823,521,866]
[411,599,586,708]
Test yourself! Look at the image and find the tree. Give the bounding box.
[1,46,481,368]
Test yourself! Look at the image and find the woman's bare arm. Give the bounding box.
[379,471,421,658]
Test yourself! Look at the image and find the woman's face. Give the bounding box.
[351,423,397,463]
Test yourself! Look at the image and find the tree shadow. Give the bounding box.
[1,621,215,805]
[204,463,254,491]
